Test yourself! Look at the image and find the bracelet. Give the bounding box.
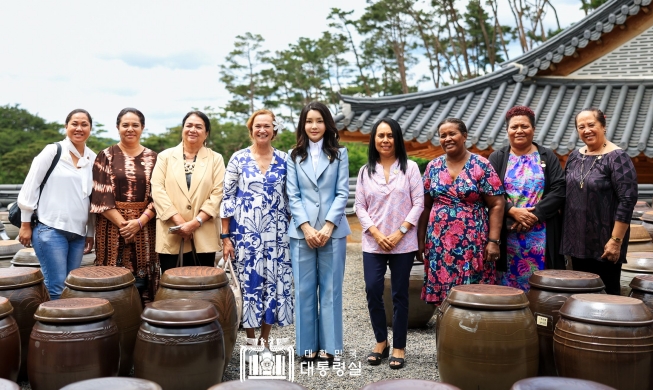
[220,233,231,239]
[610,236,623,244]
[142,212,151,222]
[196,216,203,227]
[137,219,143,229]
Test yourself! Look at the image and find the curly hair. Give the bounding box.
[505,106,535,128]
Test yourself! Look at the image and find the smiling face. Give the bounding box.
[65,112,92,147]
[304,110,326,143]
[250,114,274,146]
[576,111,606,150]
[438,122,467,156]
[507,115,534,150]
[118,112,143,146]
[374,122,395,159]
[182,114,208,146]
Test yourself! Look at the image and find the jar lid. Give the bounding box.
[0,240,24,257]
[0,268,44,290]
[10,248,40,267]
[642,210,653,223]
[60,377,162,390]
[34,298,114,323]
[0,378,20,390]
[630,275,653,294]
[629,224,652,243]
[160,266,228,290]
[141,299,218,326]
[623,252,653,273]
[64,266,135,291]
[0,297,13,319]
[528,270,605,292]
[446,285,529,310]
[559,294,653,326]
[511,377,616,390]
[358,379,461,390]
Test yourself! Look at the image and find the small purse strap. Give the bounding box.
[223,256,240,291]
[176,238,199,268]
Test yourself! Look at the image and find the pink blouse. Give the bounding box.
[355,160,424,254]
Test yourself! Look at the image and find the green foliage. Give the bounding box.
[272,130,297,153]
[343,142,368,177]
[0,105,117,184]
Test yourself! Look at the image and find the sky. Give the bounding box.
[0,0,581,140]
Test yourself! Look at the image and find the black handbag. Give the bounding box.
[176,238,199,267]
[8,143,62,228]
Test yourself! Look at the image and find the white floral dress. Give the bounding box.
[220,148,294,328]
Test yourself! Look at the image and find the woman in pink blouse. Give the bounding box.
[355,118,424,369]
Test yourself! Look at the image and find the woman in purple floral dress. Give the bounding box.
[417,118,505,305]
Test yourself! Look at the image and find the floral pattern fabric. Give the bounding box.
[421,154,504,305]
[499,152,546,291]
[220,148,293,328]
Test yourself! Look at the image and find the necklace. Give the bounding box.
[183,154,196,174]
[579,143,606,189]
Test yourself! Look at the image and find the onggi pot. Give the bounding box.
[0,297,19,382]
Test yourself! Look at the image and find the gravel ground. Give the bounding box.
[18,243,442,389]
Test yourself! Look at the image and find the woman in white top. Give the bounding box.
[17,109,97,299]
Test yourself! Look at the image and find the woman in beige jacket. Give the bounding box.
[151,110,225,272]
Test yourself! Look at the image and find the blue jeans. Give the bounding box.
[32,223,86,300]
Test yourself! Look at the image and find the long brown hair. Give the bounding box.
[290,102,341,163]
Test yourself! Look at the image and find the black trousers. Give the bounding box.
[363,251,415,349]
[159,252,216,274]
[572,257,623,295]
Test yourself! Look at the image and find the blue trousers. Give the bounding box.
[32,223,85,300]
[363,251,415,349]
[290,237,346,356]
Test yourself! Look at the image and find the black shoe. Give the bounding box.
[300,352,317,363]
[367,342,390,366]
[317,351,336,366]
[389,356,405,369]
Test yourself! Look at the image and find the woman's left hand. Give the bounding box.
[172,221,197,240]
[484,242,500,262]
[84,237,94,254]
[316,223,334,247]
[601,239,621,263]
[119,220,141,240]
[386,231,404,248]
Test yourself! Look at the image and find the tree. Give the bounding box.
[219,33,272,118]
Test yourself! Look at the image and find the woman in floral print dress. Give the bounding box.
[417,118,505,305]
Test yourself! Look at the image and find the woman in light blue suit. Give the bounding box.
[287,101,351,363]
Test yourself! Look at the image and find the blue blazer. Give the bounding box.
[286,147,351,240]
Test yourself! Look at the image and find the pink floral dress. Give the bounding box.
[421,154,504,304]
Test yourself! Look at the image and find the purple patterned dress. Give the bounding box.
[499,152,546,291]
[421,154,504,305]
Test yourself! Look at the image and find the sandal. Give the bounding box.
[389,356,405,369]
[367,341,390,366]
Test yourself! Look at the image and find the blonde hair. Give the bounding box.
[246,109,277,141]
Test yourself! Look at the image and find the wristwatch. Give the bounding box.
[220,233,231,239]
[611,236,623,244]
[195,216,203,227]
[488,238,501,245]
[399,226,408,234]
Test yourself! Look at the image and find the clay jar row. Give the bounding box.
[0,297,20,382]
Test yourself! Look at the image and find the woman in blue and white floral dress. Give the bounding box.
[220,109,293,349]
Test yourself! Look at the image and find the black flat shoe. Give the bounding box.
[300,352,318,362]
[367,343,390,366]
[317,352,336,365]
[389,356,405,369]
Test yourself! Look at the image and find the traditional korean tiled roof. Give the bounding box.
[336,0,653,158]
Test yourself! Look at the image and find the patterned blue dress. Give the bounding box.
[220,148,294,328]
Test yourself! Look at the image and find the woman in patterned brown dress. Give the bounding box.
[91,108,160,304]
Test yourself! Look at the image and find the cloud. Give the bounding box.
[103,51,213,70]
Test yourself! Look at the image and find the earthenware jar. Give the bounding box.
[28,298,120,390]
[554,294,653,390]
[511,377,616,389]
[0,241,22,259]
[620,252,653,296]
[435,298,450,348]
[0,297,19,382]
[10,248,40,268]
[360,379,461,389]
[383,261,436,328]
[438,285,538,390]
[629,274,653,311]
[627,224,653,252]
[0,378,19,390]
[60,377,162,390]
[641,211,653,239]
[61,266,143,376]
[0,268,49,381]
[134,299,225,390]
[155,266,237,370]
[209,380,309,389]
[526,270,604,376]
[632,201,651,221]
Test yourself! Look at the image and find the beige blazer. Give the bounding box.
[151,143,225,254]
